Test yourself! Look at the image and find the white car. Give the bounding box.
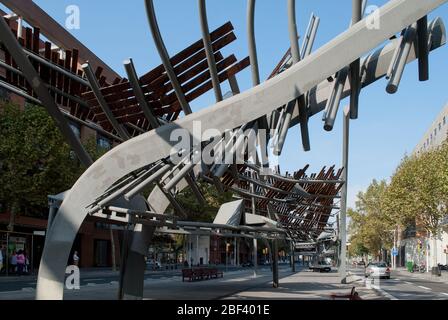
[309,261,333,273]
[146,259,162,270]
[365,262,391,279]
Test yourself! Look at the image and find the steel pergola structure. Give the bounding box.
[0,0,446,300]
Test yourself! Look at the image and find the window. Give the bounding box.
[97,135,111,150]
[444,116,446,125]
[434,128,437,136]
[70,122,81,139]
[439,123,442,131]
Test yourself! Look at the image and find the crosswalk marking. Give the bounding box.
[417,286,431,290]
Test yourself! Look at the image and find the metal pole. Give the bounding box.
[291,241,296,272]
[247,0,260,86]
[6,232,9,277]
[386,23,418,94]
[17,17,23,38]
[31,235,34,275]
[123,58,160,129]
[340,106,350,284]
[0,17,93,167]
[198,0,223,102]
[196,235,199,266]
[417,16,429,81]
[349,0,363,119]
[118,223,131,300]
[233,237,237,266]
[272,239,279,288]
[287,0,310,152]
[144,0,192,115]
[82,63,131,140]
[253,238,258,277]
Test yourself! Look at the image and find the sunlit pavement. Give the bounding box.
[0,265,378,300]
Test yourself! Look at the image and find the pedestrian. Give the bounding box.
[10,251,17,274]
[16,250,25,276]
[73,251,79,266]
[25,254,30,274]
[0,247,3,275]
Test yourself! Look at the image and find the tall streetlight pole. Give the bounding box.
[339,106,350,284]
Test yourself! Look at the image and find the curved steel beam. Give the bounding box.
[287,0,310,152]
[144,0,192,115]
[37,0,447,299]
[198,0,223,102]
[247,0,260,86]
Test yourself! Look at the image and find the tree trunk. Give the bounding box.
[109,226,117,272]
[7,202,18,232]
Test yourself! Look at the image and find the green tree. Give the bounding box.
[0,102,85,230]
[347,180,393,259]
[176,181,234,222]
[383,143,448,265]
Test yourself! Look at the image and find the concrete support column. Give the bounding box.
[234,237,237,266]
[196,235,200,266]
[119,224,132,300]
[253,238,258,277]
[291,241,296,272]
[272,239,279,288]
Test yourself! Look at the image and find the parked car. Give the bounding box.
[365,262,391,279]
[309,261,332,273]
[146,259,162,270]
[355,260,366,267]
[242,262,254,267]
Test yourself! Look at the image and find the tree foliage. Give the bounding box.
[348,180,393,259]
[383,143,448,236]
[176,181,234,222]
[0,103,85,225]
[349,142,448,257]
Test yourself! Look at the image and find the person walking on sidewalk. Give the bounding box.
[16,250,26,276]
[0,247,3,274]
[10,251,17,274]
[73,251,79,267]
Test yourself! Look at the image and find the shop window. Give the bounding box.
[97,135,111,151]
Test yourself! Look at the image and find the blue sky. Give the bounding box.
[12,0,448,208]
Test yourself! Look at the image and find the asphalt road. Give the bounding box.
[349,267,448,300]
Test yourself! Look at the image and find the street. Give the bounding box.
[349,267,448,300]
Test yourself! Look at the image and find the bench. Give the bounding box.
[182,268,224,282]
[330,287,363,300]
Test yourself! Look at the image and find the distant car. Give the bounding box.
[365,262,391,279]
[356,261,366,266]
[242,262,254,267]
[146,259,162,270]
[309,261,332,273]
